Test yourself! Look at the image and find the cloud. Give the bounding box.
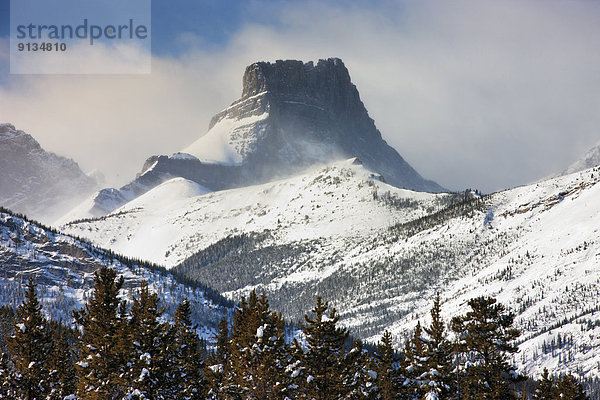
[1,0,600,192]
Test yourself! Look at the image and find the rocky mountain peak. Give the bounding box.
[0,123,97,223]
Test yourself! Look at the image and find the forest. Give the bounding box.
[0,265,590,400]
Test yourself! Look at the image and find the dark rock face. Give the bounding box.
[0,123,97,222]
[214,58,444,191]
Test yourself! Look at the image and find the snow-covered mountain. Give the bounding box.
[66,58,444,221]
[0,123,97,223]
[564,140,600,175]
[0,208,232,338]
[61,159,446,267]
[61,161,600,379]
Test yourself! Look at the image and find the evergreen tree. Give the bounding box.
[555,374,588,400]
[422,293,453,400]
[74,266,129,400]
[291,296,352,400]
[402,321,428,400]
[205,316,229,398]
[8,278,51,400]
[374,331,401,400]
[0,352,16,398]
[532,369,555,400]
[46,325,77,400]
[173,299,206,400]
[224,290,289,399]
[127,281,170,399]
[451,296,520,400]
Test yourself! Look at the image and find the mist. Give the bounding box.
[1,0,599,193]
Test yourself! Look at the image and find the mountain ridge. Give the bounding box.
[0,123,97,223]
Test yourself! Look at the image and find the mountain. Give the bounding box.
[0,123,97,223]
[0,207,232,338]
[65,58,444,221]
[61,159,447,267]
[62,161,600,379]
[563,140,600,175]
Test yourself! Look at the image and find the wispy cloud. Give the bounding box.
[1,0,599,192]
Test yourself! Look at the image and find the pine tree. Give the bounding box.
[0,352,16,398]
[8,278,51,400]
[451,296,520,400]
[402,321,428,400]
[224,290,289,399]
[555,374,588,400]
[291,296,352,400]
[46,325,77,400]
[173,299,206,400]
[74,266,129,400]
[127,281,170,399]
[532,369,555,400]
[205,316,229,397]
[422,293,453,400]
[374,331,401,400]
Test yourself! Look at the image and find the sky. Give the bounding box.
[0,0,599,193]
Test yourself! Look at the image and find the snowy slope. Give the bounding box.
[564,140,600,175]
[0,208,232,338]
[60,159,600,379]
[61,159,445,267]
[182,112,269,165]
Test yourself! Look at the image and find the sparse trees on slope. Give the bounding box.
[451,296,520,400]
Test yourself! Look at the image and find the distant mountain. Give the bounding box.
[62,160,600,379]
[563,140,600,175]
[0,207,232,337]
[0,123,97,223]
[64,58,444,221]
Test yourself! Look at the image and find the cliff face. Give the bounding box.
[193,58,444,191]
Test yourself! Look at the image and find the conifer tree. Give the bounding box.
[291,296,352,400]
[555,374,588,400]
[0,351,16,398]
[173,299,206,400]
[205,316,229,397]
[46,325,77,400]
[127,281,170,399]
[375,331,401,400]
[451,296,520,400]
[422,293,453,400]
[8,278,51,400]
[224,290,289,399]
[74,266,129,400]
[402,321,428,400]
[532,369,555,400]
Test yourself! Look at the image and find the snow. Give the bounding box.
[16,323,25,332]
[63,159,442,267]
[52,161,600,379]
[169,152,199,161]
[182,112,269,165]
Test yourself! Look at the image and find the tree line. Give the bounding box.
[0,266,589,399]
